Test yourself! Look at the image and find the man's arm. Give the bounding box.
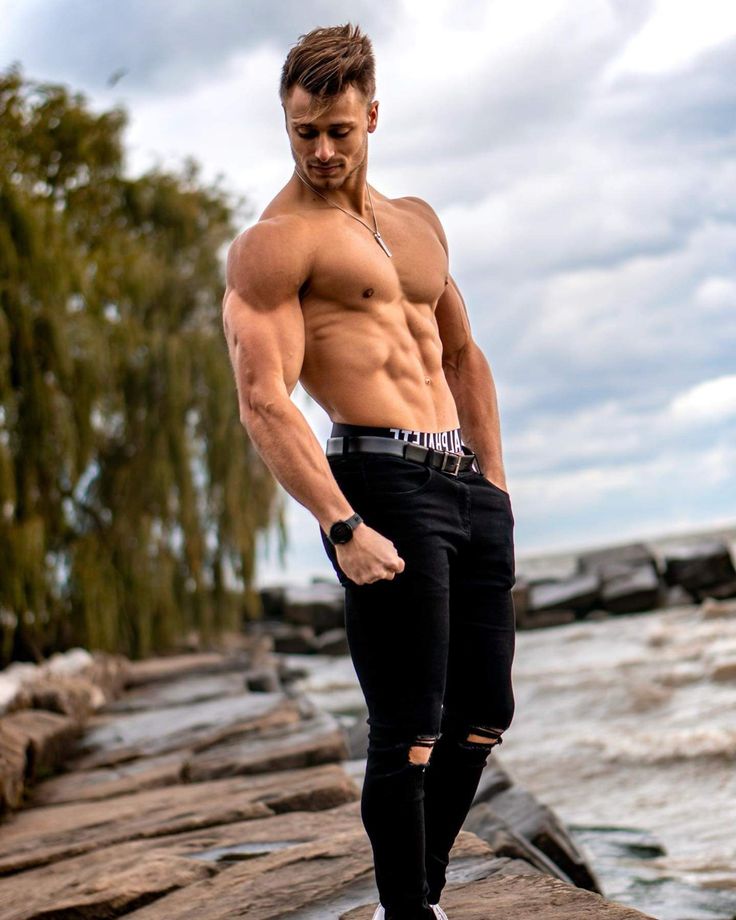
[221,217,355,534]
[435,275,509,491]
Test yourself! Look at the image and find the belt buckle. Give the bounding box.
[440,451,462,476]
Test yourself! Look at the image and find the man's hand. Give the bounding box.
[335,523,406,585]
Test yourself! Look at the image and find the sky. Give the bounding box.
[2,0,735,585]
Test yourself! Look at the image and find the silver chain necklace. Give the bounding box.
[293,167,393,258]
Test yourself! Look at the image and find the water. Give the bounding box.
[284,524,736,919]
[499,602,736,920]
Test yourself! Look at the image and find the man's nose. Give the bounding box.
[315,135,334,162]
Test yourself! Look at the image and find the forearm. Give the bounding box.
[443,342,507,484]
[242,397,354,535]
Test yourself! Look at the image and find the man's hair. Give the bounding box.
[279,23,376,107]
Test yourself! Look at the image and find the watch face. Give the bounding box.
[330,521,352,544]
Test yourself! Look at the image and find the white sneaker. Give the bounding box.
[370,903,446,919]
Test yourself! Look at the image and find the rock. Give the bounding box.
[663,541,736,601]
[0,709,81,784]
[313,626,350,655]
[0,801,364,919]
[30,750,186,806]
[0,763,359,874]
[182,710,349,781]
[465,802,576,884]
[115,827,520,920]
[600,565,662,614]
[528,573,600,617]
[258,585,287,620]
[20,674,105,721]
[245,667,282,692]
[469,785,602,892]
[0,650,128,716]
[0,718,27,812]
[67,692,301,769]
[1,852,216,920]
[472,760,514,804]
[346,872,655,919]
[105,671,250,713]
[270,623,320,654]
[522,609,577,629]
[125,652,250,688]
[576,543,662,613]
[577,543,656,576]
[282,582,346,634]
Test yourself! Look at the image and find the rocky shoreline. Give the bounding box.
[0,634,658,918]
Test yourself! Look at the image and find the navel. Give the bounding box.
[362,288,374,298]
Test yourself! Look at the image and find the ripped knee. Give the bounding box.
[463,725,505,751]
[408,734,438,766]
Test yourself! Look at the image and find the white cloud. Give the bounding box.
[607,0,736,77]
[669,375,736,424]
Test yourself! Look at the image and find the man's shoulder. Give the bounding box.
[225,213,314,299]
[227,212,313,276]
[228,211,311,258]
[393,195,447,247]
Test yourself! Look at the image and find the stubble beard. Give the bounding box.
[291,136,369,192]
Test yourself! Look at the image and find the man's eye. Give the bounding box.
[332,130,350,138]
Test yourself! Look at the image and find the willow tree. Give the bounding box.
[0,65,287,664]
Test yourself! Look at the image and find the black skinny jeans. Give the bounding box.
[320,423,517,920]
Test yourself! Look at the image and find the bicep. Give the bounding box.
[435,275,474,367]
[222,224,308,415]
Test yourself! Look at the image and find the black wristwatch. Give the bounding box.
[328,512,363,545]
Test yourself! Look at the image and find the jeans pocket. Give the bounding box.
[361,455,434,497]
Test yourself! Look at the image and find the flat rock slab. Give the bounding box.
[124,652,252,687]
[32,707,346,804]
[1,853,216,920]
[345,873,656,920]
[0,763,359,874]
[0,803,365,920]
[105,671,251,713]
[184,709,348,781]
[68,692,303,768]
[28,750,186,805]
[122,827,497,920]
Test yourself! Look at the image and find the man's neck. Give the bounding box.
[294,161,373,217]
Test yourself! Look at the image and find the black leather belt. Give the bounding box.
[325,435,477,477]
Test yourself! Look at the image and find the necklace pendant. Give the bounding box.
[374,232,392,258]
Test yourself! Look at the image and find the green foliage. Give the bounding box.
[0,65,287,664]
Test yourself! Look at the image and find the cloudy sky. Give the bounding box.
[3,0,735,584]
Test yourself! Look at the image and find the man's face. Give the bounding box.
[283,84,378,190]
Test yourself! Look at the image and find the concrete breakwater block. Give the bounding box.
[663,540,736,601]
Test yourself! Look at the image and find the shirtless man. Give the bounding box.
[222,24,516,920]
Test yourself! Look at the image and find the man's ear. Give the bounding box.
[368,99,379,133]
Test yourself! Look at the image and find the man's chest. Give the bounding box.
[305,209,449,310]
